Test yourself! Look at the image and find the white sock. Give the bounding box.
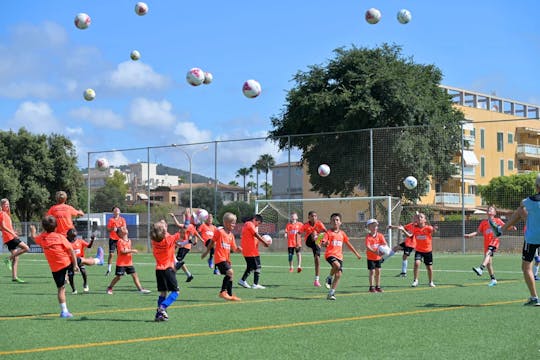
[60,303,68,312]
[315,276,319,281]
[534,265,539,276]
[108,264,112,272]
[93,258,100,265]
[402,260,408,273]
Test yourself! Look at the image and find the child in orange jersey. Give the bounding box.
[198,213,219,274]
[238,214,269,289]
[285,212,303,273]
[46,191,84,236]
[321,213,362,300]
[169,212,203,282]
[365,218,390,293]
[106,206,127,276]
[66,228,104,294]
[300,211,327,287]
[201,212,243,301]
[1,198,29,283]
[388,213,418,278]
[411,213,437,288]
[30,216,79,318]
[106,226,151,295]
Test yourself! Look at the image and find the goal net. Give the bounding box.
[255,196,403,252]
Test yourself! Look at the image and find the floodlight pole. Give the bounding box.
[176,145,209,215]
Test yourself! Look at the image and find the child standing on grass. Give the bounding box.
[321,213,362,300]
[300,211,327,287]
[30,216,79,318]
[387,213,418,278]
[106,226,151,295]
[66,229,104,294]
[285,212,303,273]
[201,212,243,301]
[411,213,437,288]
[365,218,388,293]
[1,198,29,283]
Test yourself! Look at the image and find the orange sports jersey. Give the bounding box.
[285,222,303,247]
[107,216,126,241]
[34,232,74,272]
[179,224,199,250]
[0,211,16,243]
[213,228,238,264]
[116,238,134,267]
[323,229,350,261]
[301,220,326,238]
[477,218,504,251]
[403,222,416,248]
[241,220,260,257]
[412,225,434,253]
[198,222,217,242]
[47,204,80,236]
[365,232,387,261]
[153,232,179,270]
[71,238,90,258]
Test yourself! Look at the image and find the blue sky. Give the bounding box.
[1,1,539,183]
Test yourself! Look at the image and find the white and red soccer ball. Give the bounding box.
[83,88,95,101]
[365,8,381,24]
[130,50,141,61]
[318,164,330,177]
[196,209,209,223]
[203,72,213,85]
[74,13,91,30]
[242,79,262,98]
[95,158,109,171]
[262,234,272,246]
[186,68,205,86]
[134,2,148,16]
[397,9,412,24]
[377,244,391,256]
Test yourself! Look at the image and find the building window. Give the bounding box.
[481,157,485,177]
[497,132,504,152]
[500,159,504,176]
[508,133,514,144]
[470,128,475,138]
[435,183,441,193]
[480,129,485,149]
[468,185,476,195]
[356,212,366,222]
[508,160,514,171]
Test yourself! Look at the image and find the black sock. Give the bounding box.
[480,265,485,270]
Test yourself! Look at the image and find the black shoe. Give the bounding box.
[186,275,194,282]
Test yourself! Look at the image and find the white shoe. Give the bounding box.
[472,267,483,276]
[72,290,78,295]
[83,286,89,293]
[488,279,497,287]
[411,279,418,287]
[429,282,436,288]
[139,289,151,294]
[238,279,251,289]
[251,284,266,289]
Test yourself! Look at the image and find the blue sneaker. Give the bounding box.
[95,246,104,265]
[60,311,73,318]
[208,258,214,269]
[488,218,502,237]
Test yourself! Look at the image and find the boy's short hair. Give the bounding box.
[253,214,263,223]
[223,212,237,224]
[150,222,166,242]
[66,228,77,241]
[330,213,341,221]
[56,191,67,203]
[308,211,317,217]
[42,215,57,232]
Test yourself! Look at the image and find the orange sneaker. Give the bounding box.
[219,291,232,300]
[230,295,242,301]
[289,268,294,273]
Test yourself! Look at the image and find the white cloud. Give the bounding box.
[129,98,175,127]
[173,122,212,144]
[7,101,62,134]
[109,61,171,90]
[69,107,124,129]
[0,82,60,99]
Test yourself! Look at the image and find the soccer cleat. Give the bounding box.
[472,267,483,276]
[12,277,25,283]
[60,311,73,318]
[83,286,90,292]
[523,297,540,306]
[238,279,251,289]
[72,290,78,295]
[251,284,266,289]
[230,295,242,301]
[139,289,151,294]
[95,247,104,265]
[297,267,302,273]
[314,280,321,287]
[375,287,383,293]
[488,279,497,287]
[411,279,418,287]
[488,218,502,237]
[213,268,220,275]
[106,287,113,295]
[325,276,332,289]
[429,282,436,288]
[289,268,294,273]
[369,287,376,293]
[327,293,336,300]
[105,270,111,276]
[219,291,233,300]
[4,257,12,271]
[397,272,407,278]
[186,275,194,282]
[155,307,169,321]
[535,275,539,281]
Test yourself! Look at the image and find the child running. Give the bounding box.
[321,213,362,300]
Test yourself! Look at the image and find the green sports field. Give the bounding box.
[0,251,538,359]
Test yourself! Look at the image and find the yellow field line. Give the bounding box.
[0,298,524,356]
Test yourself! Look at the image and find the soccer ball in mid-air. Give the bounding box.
[196,209,209,223]
[365,8,381,24]
[397,9,412,24]
[186,68,205,86]
[130,50,141,61]
[318,164,330,177]
[377,245,391,256]
[403,176,418,190]
[83,88,95,101]
[95,158,109,171]
[203,72,213,85]
[242,80,261,98]
[135,2,148,16]
[262,234,272,246]
[74,13,91,30]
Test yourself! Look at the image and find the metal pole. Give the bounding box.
[369,128,374,217]
[460,122,466,254]
[147,147,151,252]
[214,141,218,217]
[87,152,91,239]
[189,153,193,215]
[287,136,291,216]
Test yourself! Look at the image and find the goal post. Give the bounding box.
[255,196,403,251]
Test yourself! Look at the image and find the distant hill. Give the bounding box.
[156,164,213,184]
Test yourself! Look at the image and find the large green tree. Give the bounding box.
[270,44,464,198]
[91,171,128,212]
[0,129,83,221]
[478,173,536,210]
[180,186,223,211]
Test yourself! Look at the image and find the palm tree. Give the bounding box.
[250,161,264,197]
[235,167,252,202]
[257,154,275,199]
[228,180,239,186]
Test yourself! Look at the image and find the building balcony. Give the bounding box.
[435,192,476,207]
[516,144,540,159]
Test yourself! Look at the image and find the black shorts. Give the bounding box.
[326,256,343,271]
[52,265,72,288]
[486,245,497,256]
[243,256,261,271]
[522,242,540,262]
[414,251,433,265]
[288,246,301,255]
[216,261,232,274]
[367,259,383,270]
[68,258,86,276]
[108,239,118,253]
[5,238,22,251]
[176,247,190,262]
[115,265,136,276]
[204,239,212,248]
[305,235,321,257]
[156,268,179,292]
[398,242,414,256]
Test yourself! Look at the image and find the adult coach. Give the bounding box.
[106,206,126,276]
[47,191,84,236]
[491,174,540,306]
